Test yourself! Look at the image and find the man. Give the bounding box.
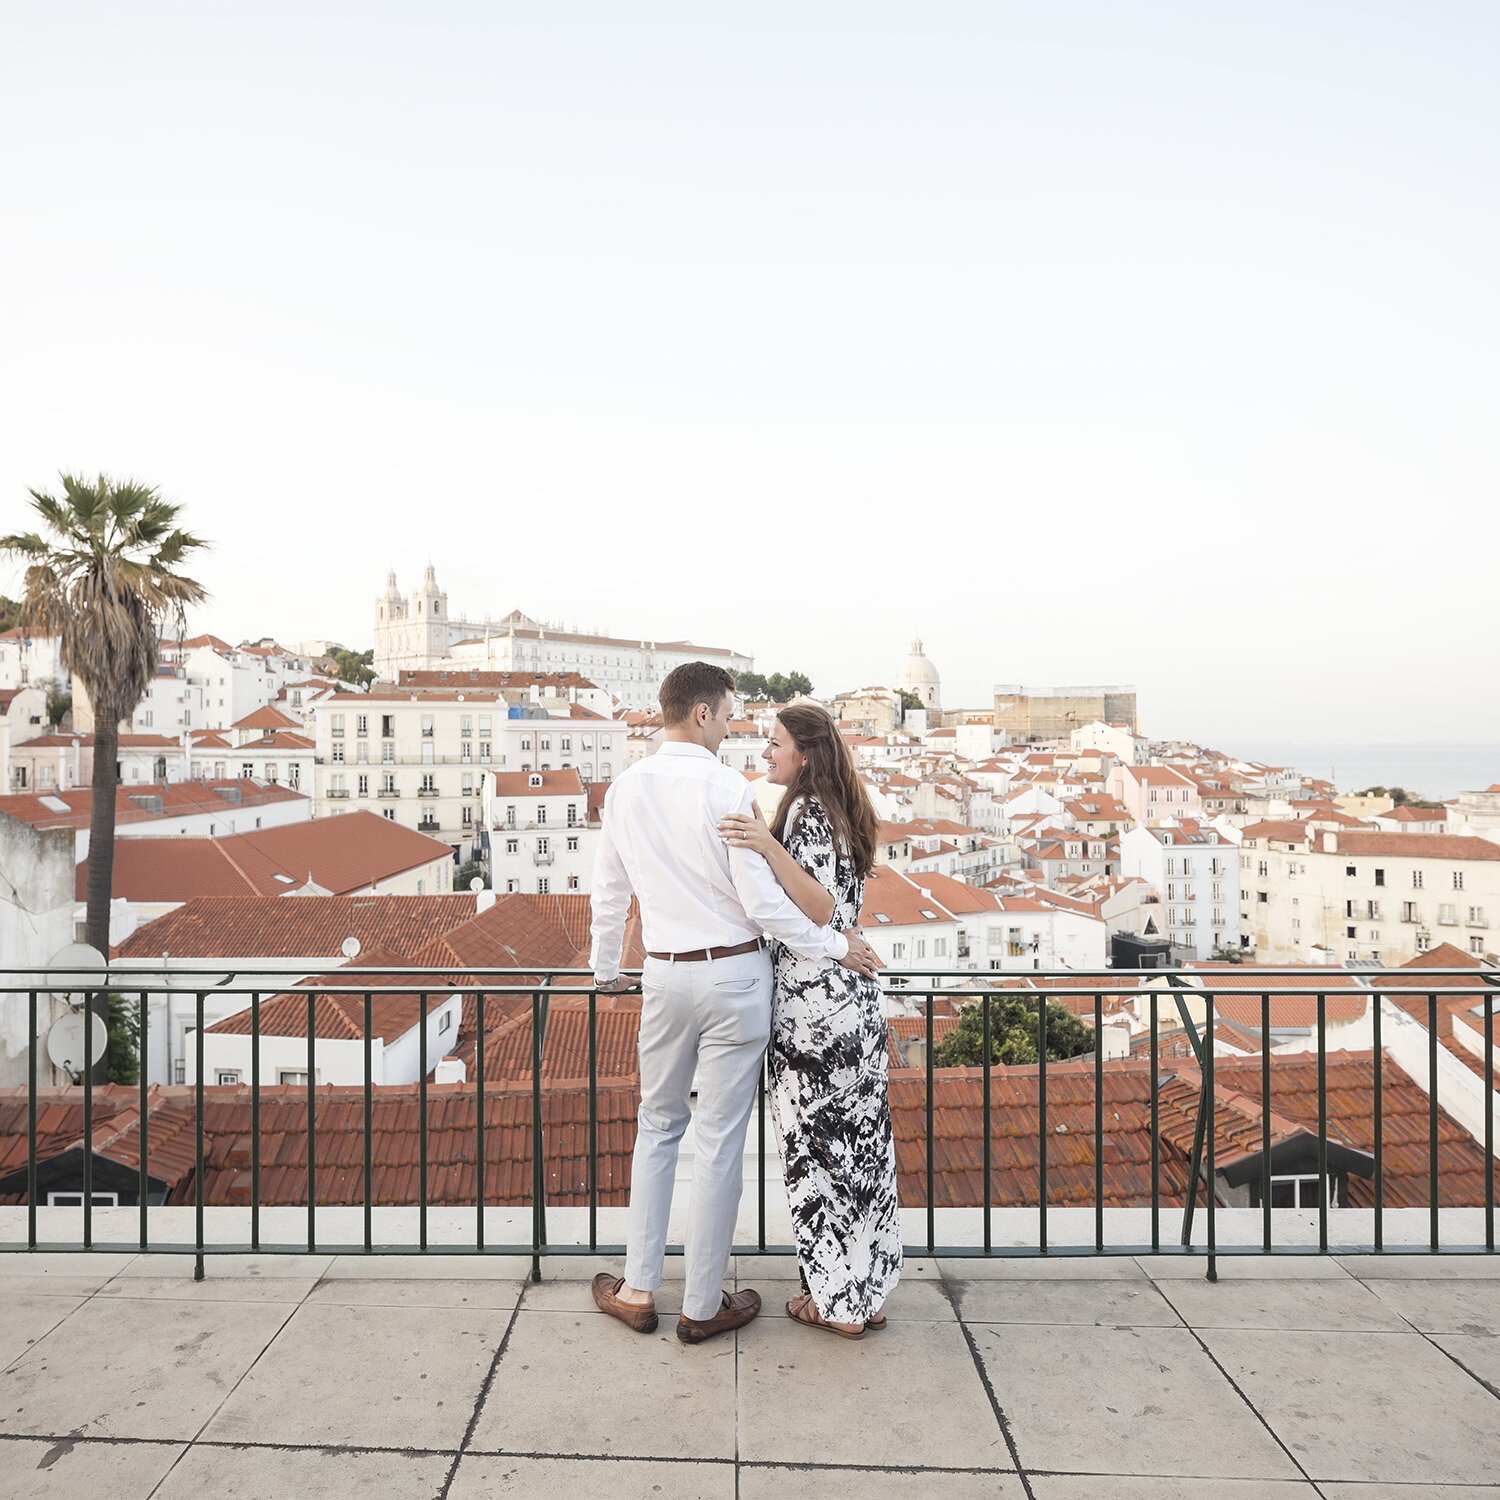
[589,662,883,1343]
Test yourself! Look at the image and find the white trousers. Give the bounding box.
[624,947,771,1322]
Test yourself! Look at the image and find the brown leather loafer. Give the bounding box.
[591,1272,658,1333]
[676,1287,761,1344]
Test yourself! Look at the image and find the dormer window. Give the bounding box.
[529,774,543,788]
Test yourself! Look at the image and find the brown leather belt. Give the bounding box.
[646,938,766,963]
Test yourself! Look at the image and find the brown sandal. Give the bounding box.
[785,1293,864,1340]
[864,1312,887,1331]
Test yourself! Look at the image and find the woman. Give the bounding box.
[718,703,902,1338]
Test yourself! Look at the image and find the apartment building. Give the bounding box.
[482,769,596,894]
[1238,824,1500,964]
[1120,820,1242,960]
[310,691,625,859]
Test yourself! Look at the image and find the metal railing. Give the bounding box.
[0,965,1494,1284]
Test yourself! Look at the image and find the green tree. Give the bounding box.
[734,669,810,703]
[454,859,484,891]
[2,474,207,1076]
[0,594,22,633]
[44,689,71,726]
[333,647,375,687]
[105,992,140,1086]
[898,688,924,713]
[933,993,1096,1067]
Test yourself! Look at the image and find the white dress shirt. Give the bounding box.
[589,741,851,981]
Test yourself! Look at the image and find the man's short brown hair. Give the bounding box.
[658,661,735,726]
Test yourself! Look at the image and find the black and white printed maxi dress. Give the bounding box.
[768,794,902,1324]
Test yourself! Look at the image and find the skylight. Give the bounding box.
[272,874,298,885]
[39,796,69,813]
[873,913,892,923]
[920,909,939,921]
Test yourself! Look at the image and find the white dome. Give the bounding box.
[896,636,941,712]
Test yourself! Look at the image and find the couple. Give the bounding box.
[589,661,903,1342]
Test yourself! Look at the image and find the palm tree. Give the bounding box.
[2,476,208,1053]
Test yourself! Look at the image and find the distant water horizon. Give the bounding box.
[1217,742,1499,803]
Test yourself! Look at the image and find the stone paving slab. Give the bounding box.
[304,1277,525,1309]
[0,1295,294,1441]
[151,1442,453,1498]
[448,1454,735,1498]
[737,1314,1011,1470]
[471,1307,738,1460]
[0,1294,86,1370]
[201,1301,510,1451]
[970,1322,1302,1479]
[1363,1276,1500,1334]
[0,1436,185,1499]
[1028,1479,1319,1498]
[942,1255,1151,1281]
[1201,1327,1500,1484]
[1155,1277,1411,1332]
[1138,1254,1353,1280]
[95,1276,320,1304]
[1336,1253,1500,1278]
[950,1277,1182,1326]
[740,1465,1024,1498]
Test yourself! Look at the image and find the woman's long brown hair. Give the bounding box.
[768,703,879,877]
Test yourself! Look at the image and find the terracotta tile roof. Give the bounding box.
[1384,805,1448,822]
[398,670,601,692]
[91,810,451,902]
[904,872,1000,915]
[232,705,301,731]
[453,1000,644,1083]
[1240,821,1315,843]
[0,1082,641,1208]
[1335,832,1500,861]
[114,893,482,960]
[0,779,307,832]
[860,867,957,928]
[484,770,586,797]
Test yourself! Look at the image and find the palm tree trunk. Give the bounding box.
[83,721,118,1084]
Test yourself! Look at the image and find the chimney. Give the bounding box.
[434,1058,467,1085]
[1321,830,1337,854]
[476,889,496,913]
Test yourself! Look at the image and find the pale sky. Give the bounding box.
[3,2,1496,747]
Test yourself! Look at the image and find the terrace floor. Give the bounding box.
[1,1248,1499,1498]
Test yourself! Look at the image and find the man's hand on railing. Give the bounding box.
[838,928,885,980]
[593,974,640,994]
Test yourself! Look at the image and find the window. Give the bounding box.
[1374,869,1385,886]
[568,874,580,890]
[439,1009,454,1033]
[1402,901,1419,922]
[216,1071,241,1086]
[1453,871,1466,891]
[382,741,394,763]
[479,741,491,761]
[1439,904,1458,925]
[462,806,473,826]
[421,742,434,764]
[561,737,571,752]
[1257,892,1267,903]
[537,806,548,826]
[1472,937,1486,955]
[1468,906,1486,926]
[892,942,906,959]
[381,772,396,793]
[462,772,474,794]
[381,715,396,737]
[241,762,254,778]
[461,715,472,736]
[331,714,345,736]
[1258,861,1268,879]
[331,743,344,763]
[383,808,396,820]
[506,839,518,855]
[934,937,947,956]
[537,877,549,893]
[357,714,368,736]
[1268,1174,1337,1209]
[506,878,518,892]
[331,774,346,794]
[479,715,491,734]
[1412,870,1425,889]
[279,1070,314,1086]
[581,736,593,751]
[540,737,551,751]
[1346,864,1356,877]
[521,737,531,751]
[567,803,579,827]
[567,836,578,852]
[47,1191,119,1207]
[356,742,368,763]
[601,762,611,778]
[537,837,550,855]
[358,774,369,797]
[420,773,436,793]
[421,714,434,737]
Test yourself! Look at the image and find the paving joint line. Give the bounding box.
[1414,1325,1500,1403]
[435,1270,530,1498]
[934,1273,1035,1500]
[1178,1321,1326,1497]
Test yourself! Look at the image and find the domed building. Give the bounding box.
[897,636,941,713]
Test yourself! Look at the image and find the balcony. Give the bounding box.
[377,789,401,799]
[325,789,349,799]
[418,786,439,798]
[533,849,554,865]
[417,819,440,832]
[2,960,1499,1493]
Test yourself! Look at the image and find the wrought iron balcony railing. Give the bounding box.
[0,965,1494,1285]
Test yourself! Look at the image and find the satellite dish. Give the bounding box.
[341,936,362,959]
[41,942,107,1005]
[46,1011,108,1078]
[469,877,484,893]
